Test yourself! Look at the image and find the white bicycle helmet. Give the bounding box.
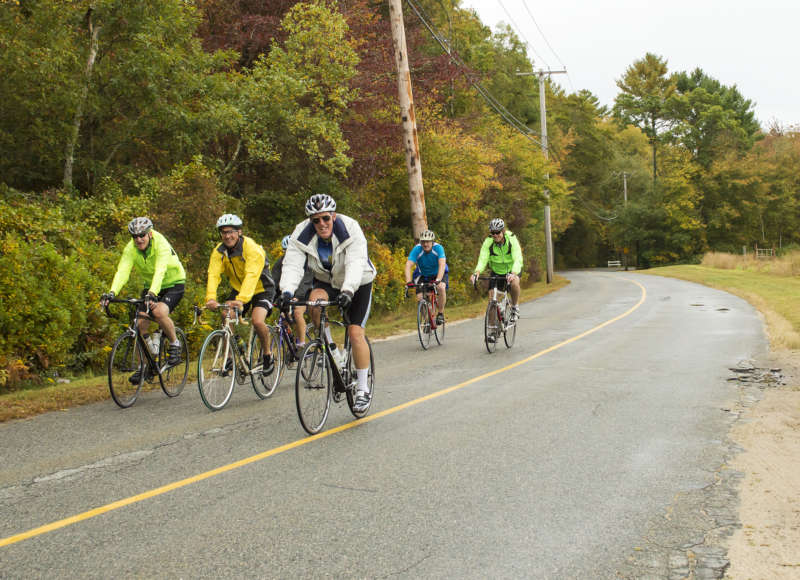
[419,229,435,241]
[489,218,505,233]
[304,194,337,216]
[281,235,291,250]
[216,214,243,229]
[128,217,153,236]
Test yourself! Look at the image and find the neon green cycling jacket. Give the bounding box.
[473,230,523,276]
[110,230,186,295]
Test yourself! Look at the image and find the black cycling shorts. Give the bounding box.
[224,290,272,315]
[311,280,372,328]
[487,274,509,292]
[142,284,184,313]
[414,272,449,293]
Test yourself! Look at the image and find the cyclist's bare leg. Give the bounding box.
[251,305,271,353]
[436,282,447,314]
[293,305,307,344]
[307,288,329,335]
[509,278,521,306]
[150,302,177,342]
[347,324,369,376]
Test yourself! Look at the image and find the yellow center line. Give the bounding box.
[1,277,646,548]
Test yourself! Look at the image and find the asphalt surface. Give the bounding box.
[0,271,767,578]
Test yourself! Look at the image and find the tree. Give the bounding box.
[613,53,676,187]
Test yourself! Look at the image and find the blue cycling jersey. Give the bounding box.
[408,243,448,278]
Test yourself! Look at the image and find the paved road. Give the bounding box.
[0,271,766,578]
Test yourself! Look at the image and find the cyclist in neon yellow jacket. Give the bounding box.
[205,214,277,374]
[470,218,523,327]
[102,217,186,376]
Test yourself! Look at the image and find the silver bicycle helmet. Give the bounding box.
[128,217,153,236]
[419,229,435,241]
[489,218,505,233]
[281,235,291,250]
[216,214,243,229]
[304,194,337,216]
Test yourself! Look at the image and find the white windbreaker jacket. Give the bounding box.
[279,213,376,296]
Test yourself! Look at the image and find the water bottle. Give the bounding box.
[330,343,344,371]
[146,331,161,356]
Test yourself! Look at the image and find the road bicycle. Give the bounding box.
[292,299,375,434]
[195,304,281,411]
[406,281,445,350]
[104,297,189,408]
[475,275,517,353]
[271,303,305,384]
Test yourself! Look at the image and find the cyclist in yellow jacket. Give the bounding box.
[205,214,277,374]
[100,217,186,381]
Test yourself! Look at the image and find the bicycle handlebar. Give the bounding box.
[102,296,152,319]
[290,299,351,326]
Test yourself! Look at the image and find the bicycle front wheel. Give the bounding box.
[295,341,331,434]
[198,330,235,411]
[158,327,188,397]
[417,300,432,350]
[250,326,281,399]
[484,303,498,353]
[108,332,145,408]
[434,311,445,345]
[346,337,375,419]
[503,302,516,348]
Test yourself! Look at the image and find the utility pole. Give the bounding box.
[388,0,427,239]
[516,68,566,283]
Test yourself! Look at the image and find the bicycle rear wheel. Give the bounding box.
[346,337,375,419]
[250,326,281,399]
[198,330,236,411]
[158,327,188,397]
[295,341,331,434]
[417,300,432,350]
[484,302,498,353]
[503,302,516,348]
[108,332,145,408]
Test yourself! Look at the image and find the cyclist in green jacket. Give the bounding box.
[101,217,186,377]
[470,218,523,324]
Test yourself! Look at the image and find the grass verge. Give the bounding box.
[0,276,569,422]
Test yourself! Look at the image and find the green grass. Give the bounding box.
[642,264,800,350]
[0,276,569,422]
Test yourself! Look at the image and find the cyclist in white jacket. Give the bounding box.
[279,194,376,412]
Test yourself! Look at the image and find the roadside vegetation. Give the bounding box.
[645,250,800,350]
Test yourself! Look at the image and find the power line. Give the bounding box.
[495,0,549,69]
[518,0,576,95]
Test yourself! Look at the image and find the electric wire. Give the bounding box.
[496,0,550,69]
[518,0,576,94]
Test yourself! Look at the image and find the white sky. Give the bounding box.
[463,0,799,129]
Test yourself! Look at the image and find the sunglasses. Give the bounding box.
[490,230,503,235]
[220,229,238,236]
[311,215,332,225]
[131,232,148,239]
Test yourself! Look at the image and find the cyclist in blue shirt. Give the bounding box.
[404,229,448,325]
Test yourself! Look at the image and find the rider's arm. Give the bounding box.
[205,246,224,303]
[279,224,306,296]
[404,259,416,283]
[109,240,136,295]
[147,232,172,296]
[237,238,271,304]
[434,243,446,281]
[473,237,492,274]
[341,220,369,295]
[510,234,523,275]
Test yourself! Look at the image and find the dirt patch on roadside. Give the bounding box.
[725,350,800,579]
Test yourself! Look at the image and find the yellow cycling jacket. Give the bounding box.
[205,236,275,304]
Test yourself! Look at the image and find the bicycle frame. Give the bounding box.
[107,299,161,378]
[195,305,256,377]
[295,300,353,394]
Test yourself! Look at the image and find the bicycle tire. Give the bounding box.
[295,341,331,434]
[434,310,445,345]
[503,302,516,348]
[417,300,432,350]
[346,337,375,419]
[108,331,145,408]
[250,326,281,399]
[484,302,498,353]
[198,330,236,411]
[158,327,188,397]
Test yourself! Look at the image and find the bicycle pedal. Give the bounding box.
[333,392,345,403]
